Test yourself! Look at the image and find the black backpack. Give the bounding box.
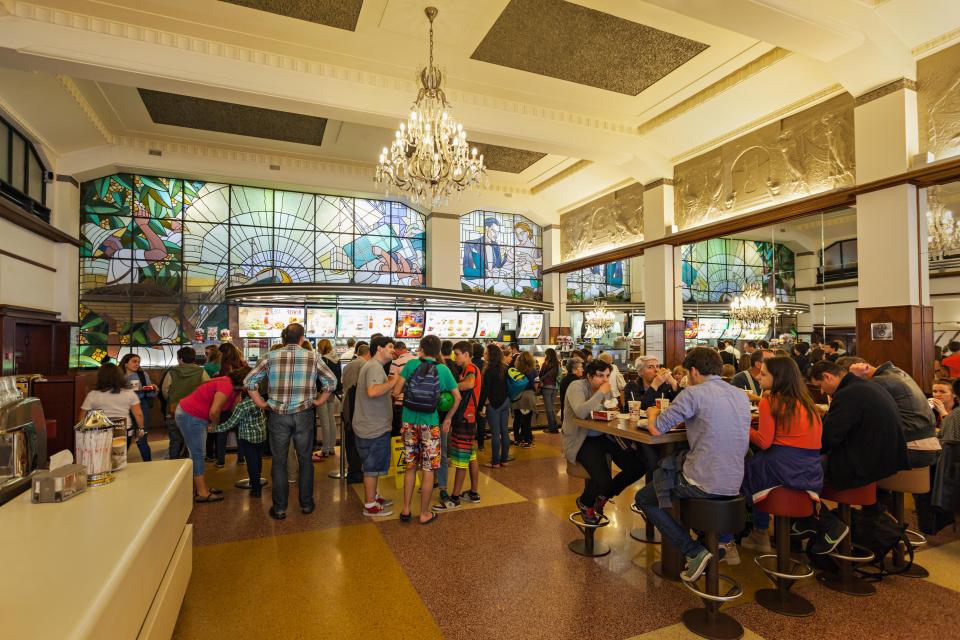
[402,361,441,414]
[807,507,914,578]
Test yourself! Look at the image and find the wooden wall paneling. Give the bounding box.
[856,305,935,390]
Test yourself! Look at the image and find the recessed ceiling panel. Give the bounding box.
[219,0,364,31]
[138,89,327,146]
[471,0,708,96]
[470,142,546,174]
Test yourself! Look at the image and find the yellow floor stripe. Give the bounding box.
[917,539,960,592]
[626,622,767,639]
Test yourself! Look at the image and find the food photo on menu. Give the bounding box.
[475,312,502,338]
[238,307,305,337]
[424,311,477,338]
[517,313,543,339]
[337,309,396,337]
[396,310,425,339]
[305,309,336,337]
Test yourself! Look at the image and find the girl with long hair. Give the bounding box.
[511,351,540,448]
[119,354,156,461]
[742,356,846,554]
[478,343,511,467]
[540,348,561,433]
[314,338,342,459]
[80,363,145,452]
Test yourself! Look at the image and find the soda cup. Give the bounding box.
[628,401,641,420]
[655,397,671,411]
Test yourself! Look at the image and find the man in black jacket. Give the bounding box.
[623,355,679,409]
[810,361,908,490]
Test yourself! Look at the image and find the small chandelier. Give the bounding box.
[729,284,778,328]
[585,301,616,335]
[375,6,487,206]
[928,207,960,260]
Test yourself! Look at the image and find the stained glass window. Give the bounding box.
[566,260,630,303]
[460,210,542,300]
[681,239,795,303]
[76,173,427,367]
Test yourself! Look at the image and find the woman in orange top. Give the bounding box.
[742,356,830,552]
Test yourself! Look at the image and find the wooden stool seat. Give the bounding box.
[878,467,931,578]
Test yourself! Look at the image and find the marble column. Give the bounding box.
[641,180,685,366]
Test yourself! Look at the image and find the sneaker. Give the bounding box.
[576,497,599,525]
[432,494,460,512]
[375,494,394,508]
[719,541,740,565]
[363,503,393,517]
[741,530,773,553]
[682,548,713,582]
[812,520,849,555]
[791,518,817,537]
[460,491,481,503]
[594,496,609,517]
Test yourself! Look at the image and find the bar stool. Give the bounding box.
[679,496,746,640]
[566,461,610,557]
[877,467,930,578]
[753,488,816,617]
[817,482,877,596]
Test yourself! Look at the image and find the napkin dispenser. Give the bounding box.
[32,464,87,503]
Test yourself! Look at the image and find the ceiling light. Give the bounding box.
[729,284,777,329]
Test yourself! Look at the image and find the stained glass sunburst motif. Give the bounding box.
[681,238,795,303]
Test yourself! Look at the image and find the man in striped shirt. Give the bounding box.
[245,323,337,520]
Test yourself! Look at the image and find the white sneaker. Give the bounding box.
[719,541,740,565]
[741,530,773,553]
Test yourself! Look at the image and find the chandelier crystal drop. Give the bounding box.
[374,6,487,206]
[585,301,616,335]
[729,284,778,329]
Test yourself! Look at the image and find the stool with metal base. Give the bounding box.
[566,461,611,557]
[753,488,816,617]
[679,496,746,640]
[877,467,930,578]
[630,470,662,544]
[817,482,877,596]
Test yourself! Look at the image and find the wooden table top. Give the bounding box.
[572,416,688,445]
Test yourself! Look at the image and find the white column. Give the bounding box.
[641,182,682,320]
[425,212,461,291]
[543,225,565,330]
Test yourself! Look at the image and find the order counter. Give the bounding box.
[0,460,193,640]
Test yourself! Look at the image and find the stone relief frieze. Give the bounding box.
[674,94,855,229]
[927,181,960,262]
[560,181,644,261]
[918,42,960,161]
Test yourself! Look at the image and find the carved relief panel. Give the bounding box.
[560,181,644,261]
[674,93,855,229]
[918,42,960,162]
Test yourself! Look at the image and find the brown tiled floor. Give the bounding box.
[164,432,960,639]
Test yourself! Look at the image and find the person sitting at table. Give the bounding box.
[623,355,679,410]
[730,349,772,403]
[931,378,959,431]
[634,347,751,582]
[559,357,583,423]
[562,360,647,526]
[741,356,845,554]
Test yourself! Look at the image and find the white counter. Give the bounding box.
[0,460,193,640]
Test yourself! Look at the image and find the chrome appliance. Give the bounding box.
[0,376,48,506]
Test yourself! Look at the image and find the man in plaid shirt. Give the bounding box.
[246,323,337,520]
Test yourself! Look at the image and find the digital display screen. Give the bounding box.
[424,311,478,338]
[336,309,396,338]
[518,314,544,339]
[684,318,699,339]
[696,318,729,340]
[628,314,646,339]
[238,307,305,337]
[721,319,743,340]
[475,312,502,339]
[305,309,336,338]
[395,310,425,339]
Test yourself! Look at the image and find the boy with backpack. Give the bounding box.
[433,341,483,512]
[394,334,461,524]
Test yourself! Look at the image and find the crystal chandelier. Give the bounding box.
[375,6,487,206]
[729,284,778,328]
[928,206,960,260]
[584,301,616,335]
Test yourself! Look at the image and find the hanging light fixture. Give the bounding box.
[584,300,616,335]
[729,284,778,329]
[375,6,487,206]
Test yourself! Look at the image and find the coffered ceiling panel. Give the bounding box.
[471,0,708,96]
[138,89,328,146]
[469,142,547,174]
[218,0,364,31]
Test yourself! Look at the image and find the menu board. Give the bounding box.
[518,314,544,340]
[741,325,769,340]
[475,312,502,339]
[696,318,729,340]
[395,310,426,339]
[305,309,336,337]
[238,307,305,337]
[721,319,743,340]
[628,314,646,339]
[336,309,396,338]
[684,318,699,339]
[424,311,478,338]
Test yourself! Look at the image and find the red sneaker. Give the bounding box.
[375,494,394,508]
[363,503,394,517]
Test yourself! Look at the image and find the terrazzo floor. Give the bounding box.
[129,432,960,640]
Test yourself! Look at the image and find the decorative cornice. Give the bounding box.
[912,26,960,58]
[14,2,637,137]
[854,78,917,107]
[557,178,636,215]
[644,178,674,191]
[55,174,79,188]
[670,84,846,164]
[636,47,791,135]
[56,75,113,144]
[530,160,592,195]
[0,95,56,155]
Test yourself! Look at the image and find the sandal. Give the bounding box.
[419,512,438,525]
[399,512,412,523]
[194,493,224,503]
[484,462,500,468]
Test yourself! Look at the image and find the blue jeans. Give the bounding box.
[634,475,734,558]
[437,429,449,490]
[268,410,315,512]
[176,407,209,476]
[166,414,186,460]
[541,387,558,430]
[487,399,511,464]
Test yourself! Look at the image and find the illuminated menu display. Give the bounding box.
[475,312,502,339]
[628,314,646,339]
[305,309,336,337]
[336,309,396,338]
[395,310,426,339]
[238,307,305,337]
[424,311,477,338]
[518,314,544,339]
[684,318,699,339]
[696,318,729,340]
[721,320,743,340]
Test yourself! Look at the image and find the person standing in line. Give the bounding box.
[559,357,584,423]
[510,351,539,448]
[479,343,511,468]
[203,345,221,377]
[435,340,463,499]
[119,353,155,462]
[353,336,398,517]
[391,342,415,438]
[341,343,372,484]
[434,341,483,511]
[212,383,267,497]
[471,342,488,449]
[208,342,246,467]
[340,338,357,364]
[539,348,561,434]
[314,339,342,460]
[80,363,145,464]
[160,347,209,460]
[393,335,460,524]
[245,323,337,520]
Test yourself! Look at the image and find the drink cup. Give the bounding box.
[628,401,641,420]
[655,397,671,411]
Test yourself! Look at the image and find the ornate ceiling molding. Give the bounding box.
[854,78,917,107]
[0,94,57,155]
[912,26,960,58]
[11,2,639,137]
[56,75,114,145]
